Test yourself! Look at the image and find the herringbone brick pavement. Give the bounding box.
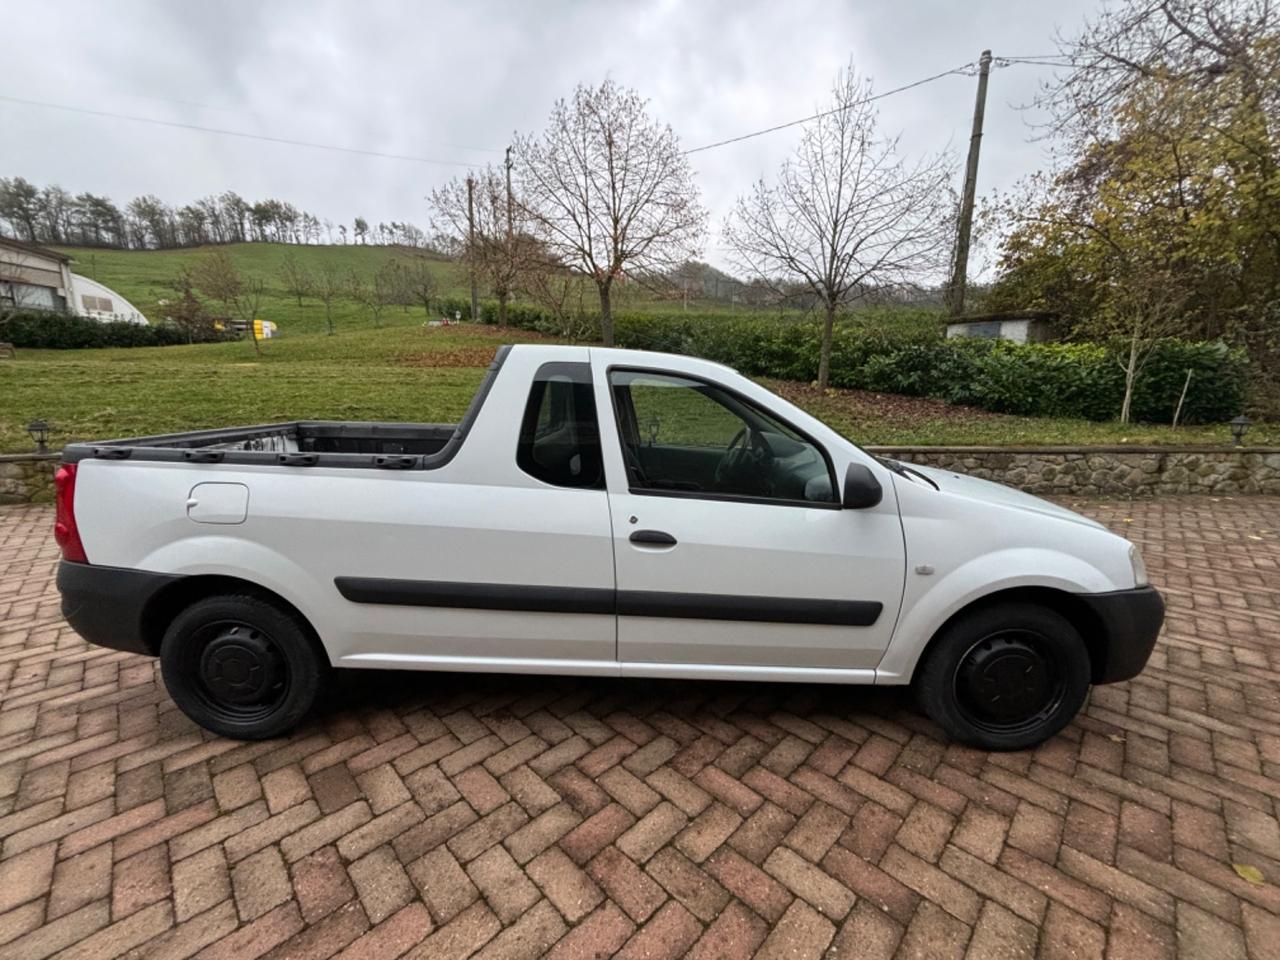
[1,497,1278,959]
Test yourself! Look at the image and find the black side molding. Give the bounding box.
[334,577,616,615]
[619,591,881,626]
[334,577,882,627]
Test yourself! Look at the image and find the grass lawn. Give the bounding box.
[54,242,470,336]
[3,322,1272,454]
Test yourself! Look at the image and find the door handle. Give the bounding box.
[630,530,677,546]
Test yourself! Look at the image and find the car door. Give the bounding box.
[321,352,617,670]
[600,365,904,673]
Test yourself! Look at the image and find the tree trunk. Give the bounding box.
[817,301,837,390]
[498,291,509,327]
[1119,331,1140,424]
[599,282,615,347]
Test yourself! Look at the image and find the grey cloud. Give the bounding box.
[1,0,1100,273]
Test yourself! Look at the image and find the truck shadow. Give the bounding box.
[311,667,922,738]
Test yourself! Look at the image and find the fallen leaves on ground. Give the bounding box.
[1233,863,1266,885]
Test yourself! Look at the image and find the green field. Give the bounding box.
[55,242,471,335]
[2,242,1271,454]
[2,321,1271,454]
[50,242,754,336]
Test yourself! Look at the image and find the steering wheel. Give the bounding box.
[714,426,774,493]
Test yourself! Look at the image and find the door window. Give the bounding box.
[517,362,604,489]
[609,369,837,504]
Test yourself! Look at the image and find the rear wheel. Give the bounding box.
[160,594,327,740]
[913,602,1090,751]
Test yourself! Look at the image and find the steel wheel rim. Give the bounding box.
[951,629,1068,737]
[182,619,290,723]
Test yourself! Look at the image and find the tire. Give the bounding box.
[160,593,327,740]
[912,602,1090,751]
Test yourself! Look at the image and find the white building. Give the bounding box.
[0,236,148,324]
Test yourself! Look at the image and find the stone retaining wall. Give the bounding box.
[867,446,1280,497]
[0,453,59,505]
[2,446,1278,505]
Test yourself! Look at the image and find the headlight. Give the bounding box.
[1129,544,1148,587]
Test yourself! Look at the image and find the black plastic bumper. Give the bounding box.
[1078,585,1165,683]
[57,561,181,657]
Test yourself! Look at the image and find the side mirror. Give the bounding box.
[842,462,883,509]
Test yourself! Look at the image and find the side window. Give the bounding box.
[610,370,837,505]
[516,362,604,489]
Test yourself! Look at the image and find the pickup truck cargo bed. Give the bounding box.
[60,345,507,470]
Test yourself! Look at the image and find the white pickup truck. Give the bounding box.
[54,343,1163,750]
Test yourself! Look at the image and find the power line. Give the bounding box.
[683,61,978,155]
[995,53,1075,62]
[0,94,490,167]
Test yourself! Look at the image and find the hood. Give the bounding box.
[897,461,1106,530]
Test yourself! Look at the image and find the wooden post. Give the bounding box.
[947,50,992,317]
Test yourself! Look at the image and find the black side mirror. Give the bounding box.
[842,462,883,509]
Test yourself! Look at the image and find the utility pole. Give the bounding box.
[503,146,515,326]
[947,49,992,317]
[466,174,479,323]
[504,146,515,244]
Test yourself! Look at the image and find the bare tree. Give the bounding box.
[380,259,415,314]
[375,259,412,316]
[430,168,522,325]
[347,265,395,327]
[724,65,954,388]
[191,249,244,321]
[1034,0,1280,142]
[396,256,439,319]
[314,262,343,335]
[164,268,216,344]
[236,277,268,357]
[518,246,594,339]
[515,79,706,345]
[278,251,312,306]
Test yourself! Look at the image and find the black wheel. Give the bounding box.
[160,594,327,740]
[912,602,1090,751]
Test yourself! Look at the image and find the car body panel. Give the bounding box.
[65,343,1155,693]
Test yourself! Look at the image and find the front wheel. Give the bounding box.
[912,602,1090,751]
[160,594,327,740]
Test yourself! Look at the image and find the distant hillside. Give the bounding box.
[53,243,468,335]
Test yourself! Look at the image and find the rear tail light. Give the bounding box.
[54,464,89,564]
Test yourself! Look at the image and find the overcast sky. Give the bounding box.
[1,0,1102,274]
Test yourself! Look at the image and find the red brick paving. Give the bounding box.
[2,496,1279,959]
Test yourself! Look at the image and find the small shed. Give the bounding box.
[946,310,1057,344]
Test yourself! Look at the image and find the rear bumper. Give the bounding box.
[57,561,180,657]
[1078,585,1165,683]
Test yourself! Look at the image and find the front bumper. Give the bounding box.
[1078,584,1165,683]
[57,561,181,656]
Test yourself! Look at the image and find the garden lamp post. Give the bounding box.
[1229,415,1252,447]
[26,419,49,454]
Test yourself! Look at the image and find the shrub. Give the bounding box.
[446,295,1249,424]
[0,310,230,349]
[859,338,1244,423]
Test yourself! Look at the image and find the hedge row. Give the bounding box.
[443,297,1246,424]
[0,311,230,349]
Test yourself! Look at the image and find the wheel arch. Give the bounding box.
[140,574,329,663]
[913,585,1107,684]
